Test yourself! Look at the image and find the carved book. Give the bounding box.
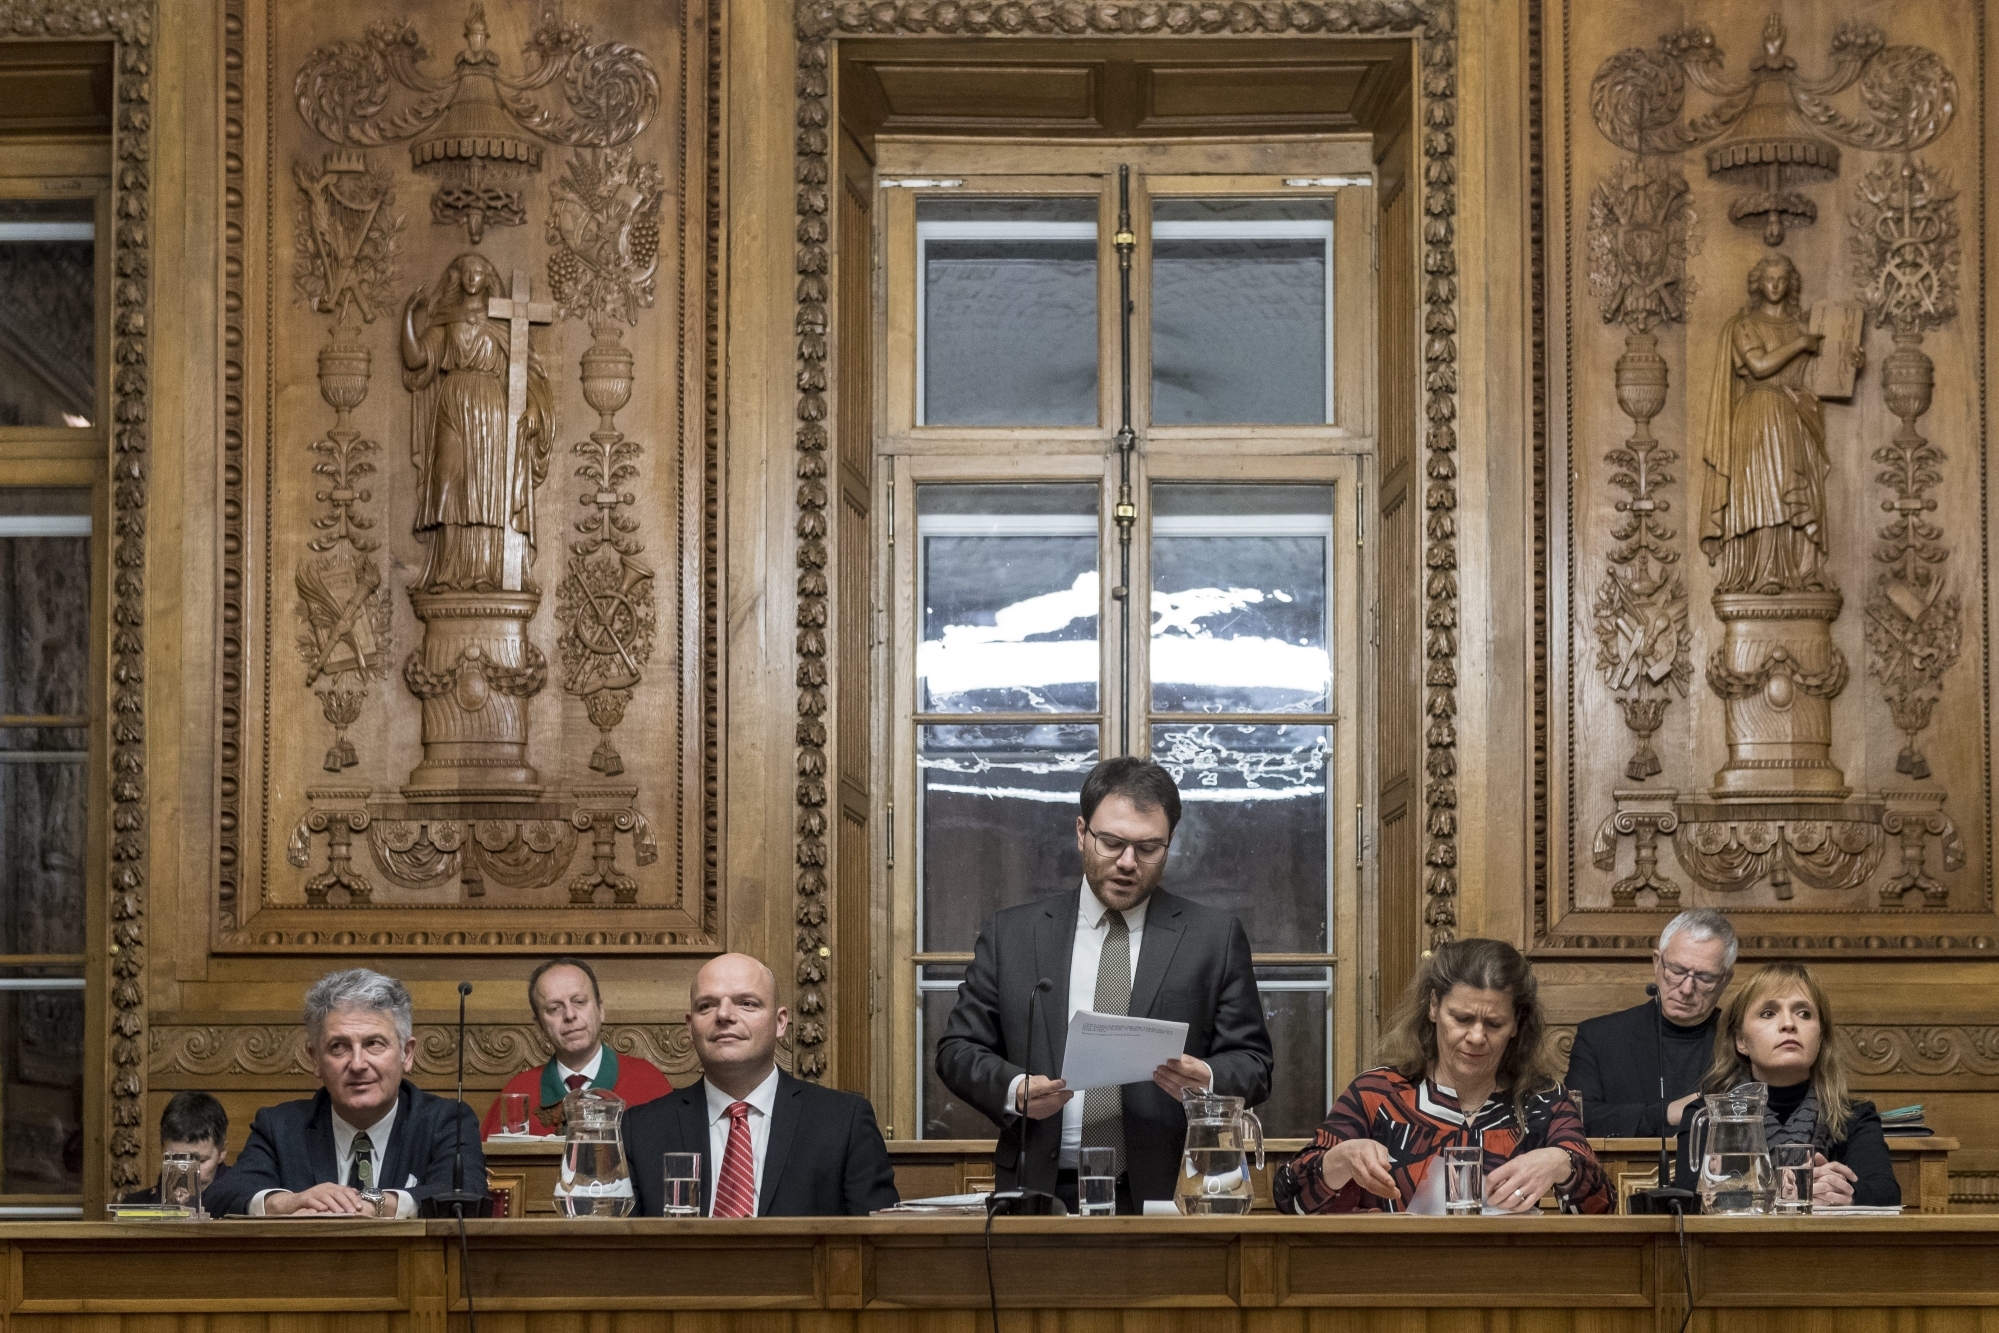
[1806,301,1864,401]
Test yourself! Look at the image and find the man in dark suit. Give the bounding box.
[205,969,484,1217]
[625,953,898,1217]
[937,756,1273,1213]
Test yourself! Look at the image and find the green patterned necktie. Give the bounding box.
[347,1131,374,1191]
[1080,909,1131,1176]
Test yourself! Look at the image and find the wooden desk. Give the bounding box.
[8,1217,1999,1330]
[1591,1136,1958,1214]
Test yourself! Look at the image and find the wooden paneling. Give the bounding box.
[0,43,110,139]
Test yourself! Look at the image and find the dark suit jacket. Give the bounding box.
[204,1081,485,1216]
[624,1071,899,1217]
[1565,1000,1718,1137]
[935,885,1273,1206]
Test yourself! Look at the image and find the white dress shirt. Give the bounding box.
[556,1044,605,1086]
[1005,884,1149,1168]
[704,1066,781,1216]
[249,1099,416,1216]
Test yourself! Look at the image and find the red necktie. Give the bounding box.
[564,1074,587,1092]
[712,1101,756,1218]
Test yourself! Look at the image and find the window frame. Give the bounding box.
[871,139,1377,1147]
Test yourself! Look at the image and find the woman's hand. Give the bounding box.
[1811,1153,1858,1206]
[1321,1138,1398,1200]
[1484,1147,1572,1214]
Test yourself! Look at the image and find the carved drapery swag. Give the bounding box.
[230,0,709,950]
[1567,9,1978,944]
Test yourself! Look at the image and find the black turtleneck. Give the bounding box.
[1565,999,1720,1138]
[1766,1079,1810,1122]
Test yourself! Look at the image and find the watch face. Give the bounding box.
[360,1189,385,1216]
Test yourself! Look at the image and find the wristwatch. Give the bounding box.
[359,1188,391,1218]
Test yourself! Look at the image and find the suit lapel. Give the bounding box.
[377,1082,416,1189]
[1035,888,1081,1072]
[306,1091,338,1187]
[757,1074,804,1216]
[678,1083,715,1214]
[1130,889,1186,1019]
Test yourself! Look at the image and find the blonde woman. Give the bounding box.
[1678,961,1899,1207]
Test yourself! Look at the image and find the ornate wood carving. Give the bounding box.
[148,1021,698,1079]
[225,0,713,951]
[1557,8,1985,951]
[1845,1025,1999,1079]
[0,0,159,1199]
[793,0,1464,1080]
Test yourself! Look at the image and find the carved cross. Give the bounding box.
[487,269,555,589]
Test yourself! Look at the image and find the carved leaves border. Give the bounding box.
[792,0,1463,1079]
[0,0,157,1196]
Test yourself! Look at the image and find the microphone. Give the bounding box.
[1634,982,1698,1216]
[987,978,1066,1217]
[421,980,494,1219]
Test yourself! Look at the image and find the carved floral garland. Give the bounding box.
[792,0,1462,1074]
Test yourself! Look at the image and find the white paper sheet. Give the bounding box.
[1057,1010,1189,1089]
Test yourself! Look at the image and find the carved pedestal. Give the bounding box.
[1707,591,1849,796]
[402,590,548,801]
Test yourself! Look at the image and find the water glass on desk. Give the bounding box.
[1078,1147,1116,1217]
[1771,1143,1813,1214]
[160,1151,203,1217]
[501,1092,531,1136]
[662,1152,703,1217]
[1442,1145,1483,1216]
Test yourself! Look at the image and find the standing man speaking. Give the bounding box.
[937,757,1272,1213]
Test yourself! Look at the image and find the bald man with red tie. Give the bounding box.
[623,954,899,1217]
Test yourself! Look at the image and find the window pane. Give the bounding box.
[920,197,1097,426]
[3,985,83,1194]
[1151,484,1332,714]
[919,484,1099,713]
[1258,974,1330,1139]
[0,201,95,428]
[0,497,90,959]
[1150,198,1331,425]
[1151,723,1329,953]
[920,722,1095,953]
[919,971,1005,1139]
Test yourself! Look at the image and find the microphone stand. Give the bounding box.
[1635,983,1699,1216]
[422,981,494,1219]
[987,978,1066,1217]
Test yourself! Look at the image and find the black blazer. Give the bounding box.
[204,1081,485,1216]
[1565,1000,1719,1137]
[624,1071,899,1217]
[935,886,1273,1206]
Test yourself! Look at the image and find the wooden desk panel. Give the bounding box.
[4,1217,1999,1333]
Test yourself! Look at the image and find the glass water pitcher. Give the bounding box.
[1174,1089,1264,1215]
[1685,1082,1773,1216]
[554,1089,634,1218]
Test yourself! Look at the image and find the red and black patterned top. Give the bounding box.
[1275,1067,1613,1214]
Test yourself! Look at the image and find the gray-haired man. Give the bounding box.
[1565,909,1739,1137]
[204,969,484,1216]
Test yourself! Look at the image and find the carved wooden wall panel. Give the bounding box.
[223,0,713,954]
[1543,2,1992,954]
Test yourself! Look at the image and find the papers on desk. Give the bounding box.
[1058,1011,1189,1089]
[874,1193,990,1216]
[1810,1205,1904,1216]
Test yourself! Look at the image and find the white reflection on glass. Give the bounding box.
[1150,492,1331,713]
[918,500,1099,713]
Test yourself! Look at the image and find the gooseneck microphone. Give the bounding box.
[422,980,493,1220]
[988,978,1066,1217]
[1637,982,1698,1216]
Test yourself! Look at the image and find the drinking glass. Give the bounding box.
[159,1152,202,1217]
[501,1092,531,1136]
[1771,1143,1814,1214]
[1077,1146,1117,1217]
[1442,1145,1483,1216]
[662,1152,703,1217]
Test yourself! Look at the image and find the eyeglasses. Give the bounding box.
[1660,960,1725,992]
[1084,826,1170,864]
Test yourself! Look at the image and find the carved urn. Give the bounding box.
[1880,334,1935,429]
[316,327,372,427]
[1614,332,1668,428]
[581,322,635,430]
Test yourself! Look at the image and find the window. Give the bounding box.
[878,147,1370,1145]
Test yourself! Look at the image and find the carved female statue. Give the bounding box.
[1698,255,1861,594]
[401,253,554,593]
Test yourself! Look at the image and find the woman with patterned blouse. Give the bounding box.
[1276,938,1612,1214]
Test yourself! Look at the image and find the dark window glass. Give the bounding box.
[0,201,94,428]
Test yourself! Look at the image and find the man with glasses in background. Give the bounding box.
[1565,909,1738,1136]
[937,756,1272,1214]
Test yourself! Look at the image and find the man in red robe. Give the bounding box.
[481,957,672,1138]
